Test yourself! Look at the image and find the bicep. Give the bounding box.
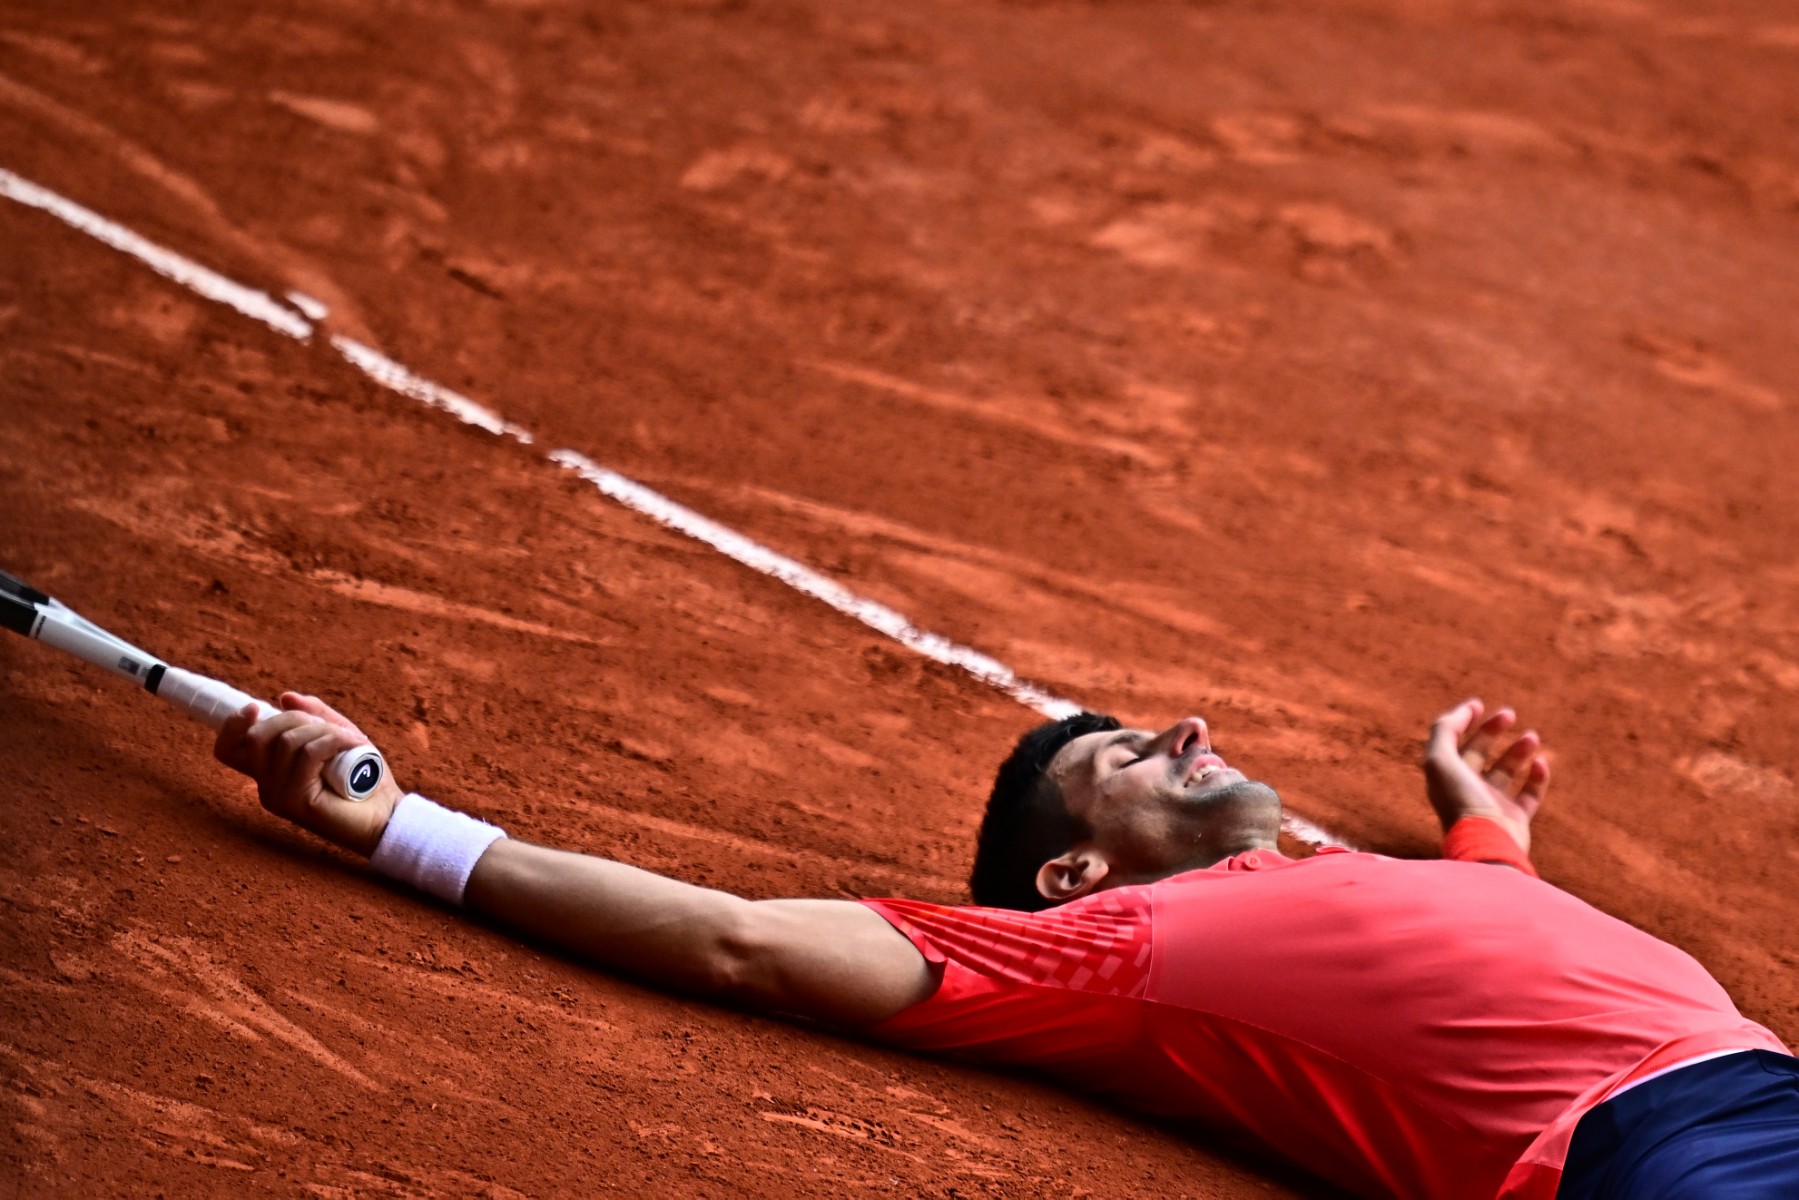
[728,898,938,1028]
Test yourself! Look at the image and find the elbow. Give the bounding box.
[693,904,772,1002]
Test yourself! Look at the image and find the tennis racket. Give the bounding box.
[0,568,384,800]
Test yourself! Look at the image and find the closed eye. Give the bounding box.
[1098,732,1154,776]
[1101,749,1141,775]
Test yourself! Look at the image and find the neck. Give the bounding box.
[1111,824,1281,890]
[1171,828,1280,874]
[1150,784,1284,877]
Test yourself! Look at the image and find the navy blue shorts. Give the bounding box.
[1558,1050,1799,1198]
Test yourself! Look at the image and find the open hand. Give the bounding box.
[214,693,403,857]
[1422,699,1549,854]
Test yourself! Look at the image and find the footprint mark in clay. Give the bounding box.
[267,90,381,136]
[1627,331,1781,412]
[681,145,795,191]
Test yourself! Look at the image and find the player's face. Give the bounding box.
[1047,717,1281,874]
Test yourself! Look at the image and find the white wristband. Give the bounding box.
[368,793,507,906]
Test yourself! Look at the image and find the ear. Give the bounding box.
[1035,848,1111,905]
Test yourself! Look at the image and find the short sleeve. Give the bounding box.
[858,889,1156,1079]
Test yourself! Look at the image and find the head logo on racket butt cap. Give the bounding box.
[350,756,382,796]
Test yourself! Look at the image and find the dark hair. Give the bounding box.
[970,712,1122,911]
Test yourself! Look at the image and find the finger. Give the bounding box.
[280,692,366,739]
[1517,755,1550,818]
[301,725,365,762]
[1460,708,1516,770]
[267,721,336,794]
[212,702,264,770]
[301,727,372,800]
[241,710,320,776]
[1425,699,1483,765]
[1485,729,1540,792]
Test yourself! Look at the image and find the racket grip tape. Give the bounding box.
[152,667,385,801]
[153,666,275,727]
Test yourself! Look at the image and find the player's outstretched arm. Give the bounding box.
[463,843,936,1026]
[1422,698,1549,863]
[216,697,937,1029]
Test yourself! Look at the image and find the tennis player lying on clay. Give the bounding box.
[214,695,1797,1199]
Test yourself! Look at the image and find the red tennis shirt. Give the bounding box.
[862,832,1787,1199]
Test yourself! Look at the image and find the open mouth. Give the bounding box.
[1186,753,1230,786]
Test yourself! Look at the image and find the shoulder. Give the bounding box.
[864,886,1155,992]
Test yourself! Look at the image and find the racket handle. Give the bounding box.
[155,666,275,727]
[153,667,385,801]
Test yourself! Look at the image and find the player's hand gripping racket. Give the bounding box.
[0,568,385,800]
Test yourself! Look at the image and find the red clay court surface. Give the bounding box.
[2,1,1797,1195]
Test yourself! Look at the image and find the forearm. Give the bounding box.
[463,838,754,997]
[459,838,934,1025]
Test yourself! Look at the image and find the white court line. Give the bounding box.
[285,290,329,321]
[549,450,1080,720]
[0,168,312,340]
[331,333,533,443]
[0,165,1348,850]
